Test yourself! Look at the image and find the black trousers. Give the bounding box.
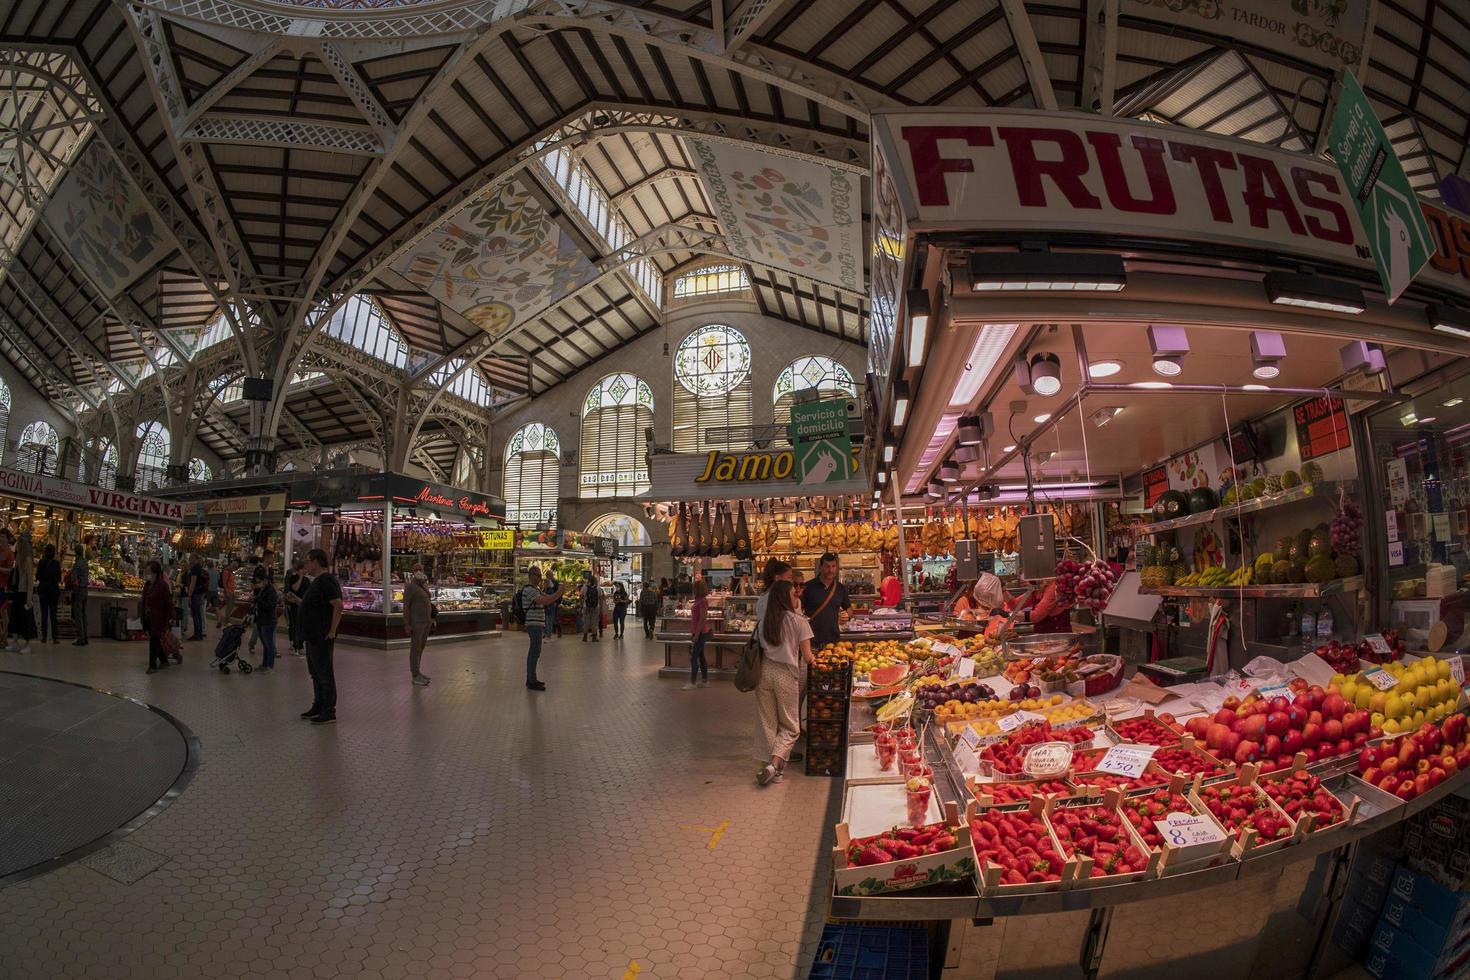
[304,638,337,715]
[148,632,167,669]
[641,608,656,637]
[37,589,60,641]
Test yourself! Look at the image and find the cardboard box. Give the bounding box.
[1390,863,1470,928]
[1333,892,1384,958]
[1365,919,1463,980]
[1405,792,1470,888]
[1380,892,1470,954]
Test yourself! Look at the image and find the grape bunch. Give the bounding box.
[1058,558,1116,612]
[1331,496,1363,554]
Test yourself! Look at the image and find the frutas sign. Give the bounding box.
[873,109,1470,304]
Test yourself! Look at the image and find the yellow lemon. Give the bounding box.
[1354,686,1373,711]
[1385,694,1406,719]
[1438,660,1453,682]
[1383,718,1401,735]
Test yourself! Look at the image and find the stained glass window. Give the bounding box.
[580,374,653,499]
[773,356,857,445]
[672,264,749,299]
[16,420,59,473]
[135,420,170,490]
[189,457,213,483]
[504,423,560,527]
[672,325,752,453]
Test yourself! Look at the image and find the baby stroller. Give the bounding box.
[212,613,255,674]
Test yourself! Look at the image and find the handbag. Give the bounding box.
[734,634,764,692]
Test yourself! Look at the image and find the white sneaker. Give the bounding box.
[680,682,696,690]
[19,643,31,654]
[697,679,709,688]
[757,764,778,785]
[412,674,430,686]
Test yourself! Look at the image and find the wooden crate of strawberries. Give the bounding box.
[1047,790,1162,885]
[1188,771,1302,858]
[1117,784,1233,874]
[970,798,1076,894]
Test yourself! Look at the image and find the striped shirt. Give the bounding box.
[521,585,546,629]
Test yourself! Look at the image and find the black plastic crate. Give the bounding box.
[809,662,853,694]
[804,746,845,777]
[807,718,846,748]
[808,924,928,980]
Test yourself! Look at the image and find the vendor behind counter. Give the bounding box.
[951,572,1070,637]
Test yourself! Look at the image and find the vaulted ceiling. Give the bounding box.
[0,0,1464,470]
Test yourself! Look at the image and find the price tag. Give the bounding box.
[997,710,1046,733]
[952,741,980,774]
[1385,508,1400,541]
[958,726,983,751]
[1450,657,1464,685]
[932,642,964,657]
[1256,682,1291,701]
[955,657,976,678]
[1154,812,1227,858]
[1095,744,1158,779]
[1362,666,1398,691]
[1364,634,1392,655]
[1022,741,1074,777]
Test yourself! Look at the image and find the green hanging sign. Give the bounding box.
[790,398,855,485]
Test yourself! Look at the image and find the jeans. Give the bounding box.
[258,620,278,669]
[304,638,336,715]
[189,593,205,638]
[286,606,300,650]
[690,633,710,683]
[72,592,87,641]
[148,631,167,670]
[582,607,598,639]
[409,621,430,677]
[525,626,544,683]
[613,605,628,637]
[641,608,656,638]
[37,588,59,641]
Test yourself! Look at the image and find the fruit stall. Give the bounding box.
[817,623,1470,977]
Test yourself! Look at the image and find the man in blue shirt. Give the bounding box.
[800,553,850,650]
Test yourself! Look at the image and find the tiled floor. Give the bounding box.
[0,630,840,979]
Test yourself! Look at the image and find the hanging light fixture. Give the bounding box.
[1264,270,1365,314]
[939,458,961,482]
[892,379,911,427]
[1148,325,1189,377]
[1028,352,1062,396]
[1250,331,1286,380]
[906,288,932,370]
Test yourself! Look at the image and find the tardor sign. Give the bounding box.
[790,399,855,486]
[1329,71,1434,304]
[873,109,1470,305]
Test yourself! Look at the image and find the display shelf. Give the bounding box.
[1138,575,1364,599]
[1137,480,1352,536]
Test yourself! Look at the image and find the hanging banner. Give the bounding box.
[685,138,864,293]
[1329,71,1435,303]
[790,399,857,486]
[1293,395,1352,461]
[43,142,174,299]
[1123,0,1369,72]
[650,448,868,500]
[872,109,1470,305]
[0,467,182,522]
[392,180,599,338]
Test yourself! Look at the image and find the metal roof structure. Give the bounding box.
[0,0,1463,476]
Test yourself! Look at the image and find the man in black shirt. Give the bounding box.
[800,552,850,650]
[187,555,207,640]
[298,548,343,724]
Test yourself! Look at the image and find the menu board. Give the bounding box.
[1293,396,1352,462]
[1143,465,1169,507]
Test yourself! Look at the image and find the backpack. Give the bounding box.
[511,586,528,625]
[734,635,763,693]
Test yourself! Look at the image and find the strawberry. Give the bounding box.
[1111,717,1183,747]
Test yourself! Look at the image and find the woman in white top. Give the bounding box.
[754,580,813,786]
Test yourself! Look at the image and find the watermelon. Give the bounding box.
[1158,489,1190,519]
[868,665,907,686]
[1188,487,1218,513]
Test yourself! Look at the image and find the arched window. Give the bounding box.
[16,420,59,474]
[188,457,212,483]
[580,373,653,499]
[0,378,9,466]
[773,356,857,445]
[504,423,560,527]
[135,420,170,490]
[586,513,650,547]
[93,438,119,489]
[672,324,752,453]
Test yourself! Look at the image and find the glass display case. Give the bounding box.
[655,592,754,678]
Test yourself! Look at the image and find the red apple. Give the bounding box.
[1369,726,1384,740]
[1235,739,1261,765]
[1302,722,1323,748]
[1308,710,1324,727]
[1222,695,1241,711]
[1186,717,1210,740]
[1396,782,1417,801]
[1337,739,1354,757]
[1322,719,1344,743]
[1308,686,1327,711]
[1264,734,1282,759]
[1364,766,1382,784]
[1354,732,1369,748]
[1322,694,1348,720]
[1415,774,1433,797]
[1240,715,1268,742]
[1206,723,1231,750]
[1398,741,1423,767]
[1266,712,1290,738]
[1213,708,1237,727]
[1259,759,1280,774]
[1443,714,1467,744]
[1283,730,1305,756]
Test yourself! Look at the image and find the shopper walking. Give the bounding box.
[70,543,89,646]
[580,573,600,642]
[637,580,659,638]
[205,558,221,618]
[298,548,343,725]
[754,558,792,623]
[215,559,236,629]
[520,566,566,691]
[685,579,712,690]
[35,543,61,644]
[284,558,307,656]
[8,528,35,653]
[142,560,172,674]
[611,582,629,639]
[251,567,279,672]
[403,563,433,686]
[186,553,206,640]
[753,580,813,785]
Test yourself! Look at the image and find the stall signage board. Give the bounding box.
[1142,465,1169,508]
[871,109,1470,306]
[1293,396,1352,462]
[478,529,514,550]
[198,493,287,517]
[1329,71,1435,304]
[385,474,506,522]
[790,399,855,486]
[0,467,183,522]
[656,448,868,499]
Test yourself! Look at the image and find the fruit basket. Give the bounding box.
[1048,793,1162,885]
[1003,632,1093,661]
[1118,787,1234,875]
[832,805,976,896]
[970,800,1076,894]
[1105,709,1185,747]
[969,776,1089,810]
[1147,739,1236,784]
[978,722,1095,778]
[1189,772,1301,858]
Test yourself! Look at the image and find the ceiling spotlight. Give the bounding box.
[1264,270,1365,314]
[1033,413,1051,424]
[1089,406,1123,427]
[907,288,932,369]
[1028,352,1063,396]
[1429,303,1470,339]
[1088,360,1122,378]
[1419,416,1439,424]
[892,380,911,428]
[882,437,895,464]
[877,470,887,485]
[1243,383,1270,391]
[954,444,980,464]
[1339,340,1386,376]
[1148,324,1189,377]
[1250,331,1285,380]
[969,252,1127,292]
[957,413,990,446]
[1002,444,1017,452]
[927,479,946,499]
[1445,398,1464,408]
[1034,451,1055,464]
[940,459,962,482]
[1129,381,1173,389]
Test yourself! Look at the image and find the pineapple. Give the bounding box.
[1264,474,1283,495]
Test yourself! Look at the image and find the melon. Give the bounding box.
[1270,560,1292,585]
[1301,461,1325,483]
[1273,536,1294,562]
[1305,555,1336,583]
[1280,469,1302,489]
[1335,553,1360,577]
[1188,487,1218,513]
[868,665,907,686]
[1308,531,1333,559]
[1264,474,1283,495]
[1158,489,1190,519]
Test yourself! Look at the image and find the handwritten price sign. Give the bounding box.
[954,657,976,678]
[1154,812,1227,862]
[997,710,1047,734]
[1362,666,1398,691]
[1095,744,1159,779]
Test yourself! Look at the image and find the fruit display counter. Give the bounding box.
[827,649,1470,976]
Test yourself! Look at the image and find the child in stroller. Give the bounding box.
[212,611,255,674]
